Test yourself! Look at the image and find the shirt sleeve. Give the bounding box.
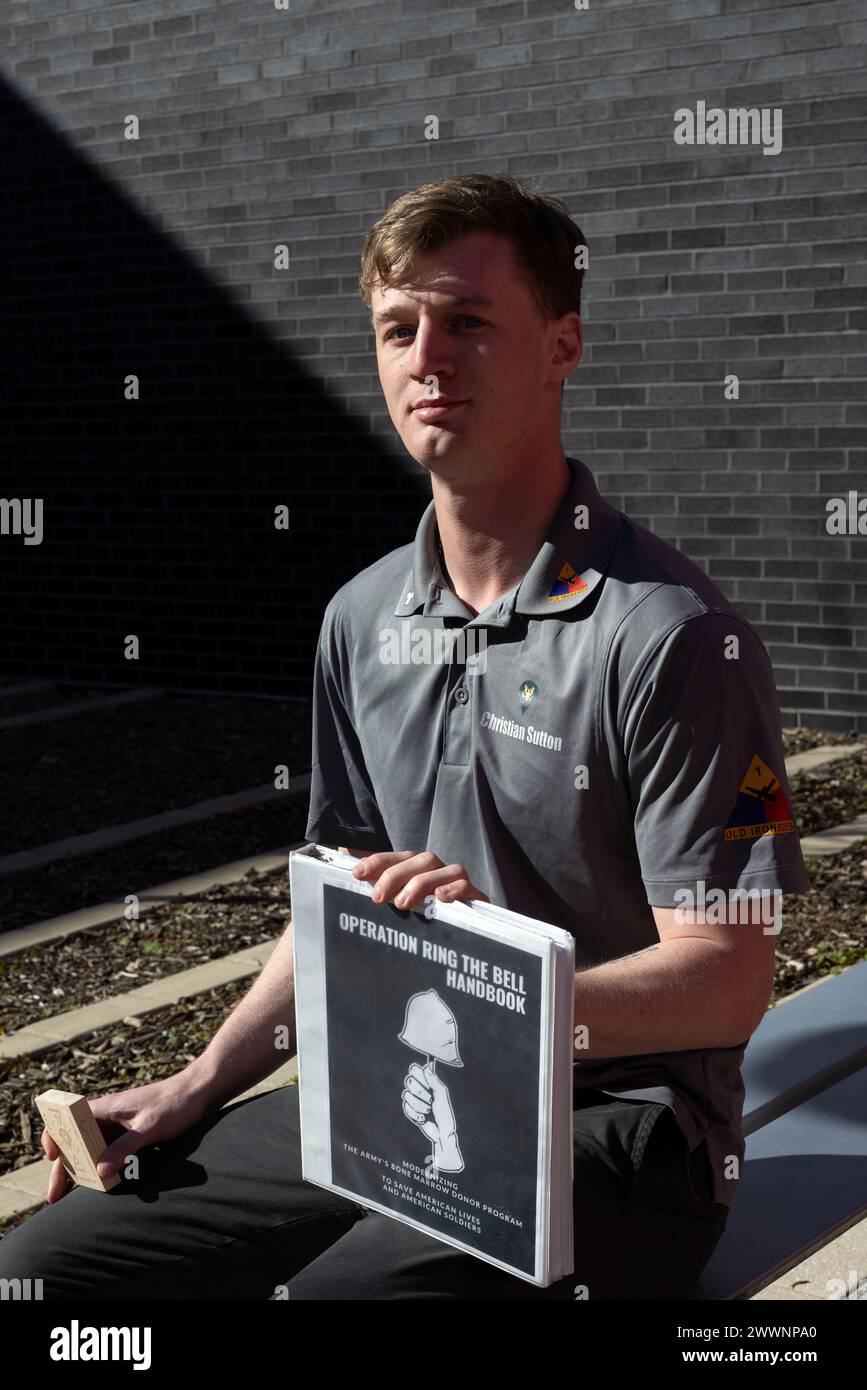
[303,606,392,852]
[620,611,812,908]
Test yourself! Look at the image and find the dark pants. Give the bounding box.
[0,1084,729,1300]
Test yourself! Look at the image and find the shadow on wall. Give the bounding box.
[0,75,425,696]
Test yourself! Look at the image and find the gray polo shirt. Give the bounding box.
[305,455,811,1208]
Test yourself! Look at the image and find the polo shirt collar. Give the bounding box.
[393,456,622,625]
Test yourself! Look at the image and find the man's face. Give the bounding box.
[369,232,581,477]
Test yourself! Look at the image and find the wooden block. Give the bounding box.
[35,1089,120,1191]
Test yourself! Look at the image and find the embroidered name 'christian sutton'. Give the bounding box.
[480,711,564,753]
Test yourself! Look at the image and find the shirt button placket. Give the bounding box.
[442,643,473,767]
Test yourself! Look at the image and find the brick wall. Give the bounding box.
[1,0,865,727]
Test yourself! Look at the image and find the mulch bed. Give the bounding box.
[0,793,311,936]
[775,839,867,989]
[789,746,867,838]
[781,728,865,757]
[0,692,313,855]
[0,865,293,1035]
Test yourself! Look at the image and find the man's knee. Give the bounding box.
[281,1213,530,1301]
[0,1195,93,1298]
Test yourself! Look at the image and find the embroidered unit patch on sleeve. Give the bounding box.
[723,754,796,842]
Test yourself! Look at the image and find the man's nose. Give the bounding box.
[409,322,455,379]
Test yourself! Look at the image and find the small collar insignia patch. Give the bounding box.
[546,561,589,603]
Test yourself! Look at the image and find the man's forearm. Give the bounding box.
[573,938,757,1059]
[183,920,297,1112]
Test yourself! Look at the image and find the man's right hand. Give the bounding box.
[41,1069,211,1203]
[41,901,301,1203]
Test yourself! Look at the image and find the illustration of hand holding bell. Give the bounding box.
[399,989,465,1174]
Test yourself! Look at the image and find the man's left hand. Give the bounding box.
[344,850,490,910]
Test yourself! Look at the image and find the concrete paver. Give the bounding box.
[784,743,864,778]
[799,814,867,858]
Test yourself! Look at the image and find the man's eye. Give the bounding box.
[385,315,485,341]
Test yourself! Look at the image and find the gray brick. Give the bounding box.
[797,627,854,647]
[826,692,867,713]
[705,472,760,492]
[735,539,791,559]
[777,689,826,712]
[733,602,765,623]
[820,604,863,628]
[708,559,762,579]
[677,495,733,518]
[113,23,152,44]
[261,57,305,79]
[153,16,193,37]
[798,667,855,691]
[92,44,130,64]
[767,645,802,665]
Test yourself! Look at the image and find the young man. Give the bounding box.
[0,174,810,1301]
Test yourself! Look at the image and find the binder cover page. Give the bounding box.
[322,882,544,1277]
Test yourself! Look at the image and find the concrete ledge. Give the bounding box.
[769,971,841,1010]
[0,1163,53,1221]
[784,743,864,777]
[752,1215,867,1301]
[799,813,867,858]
